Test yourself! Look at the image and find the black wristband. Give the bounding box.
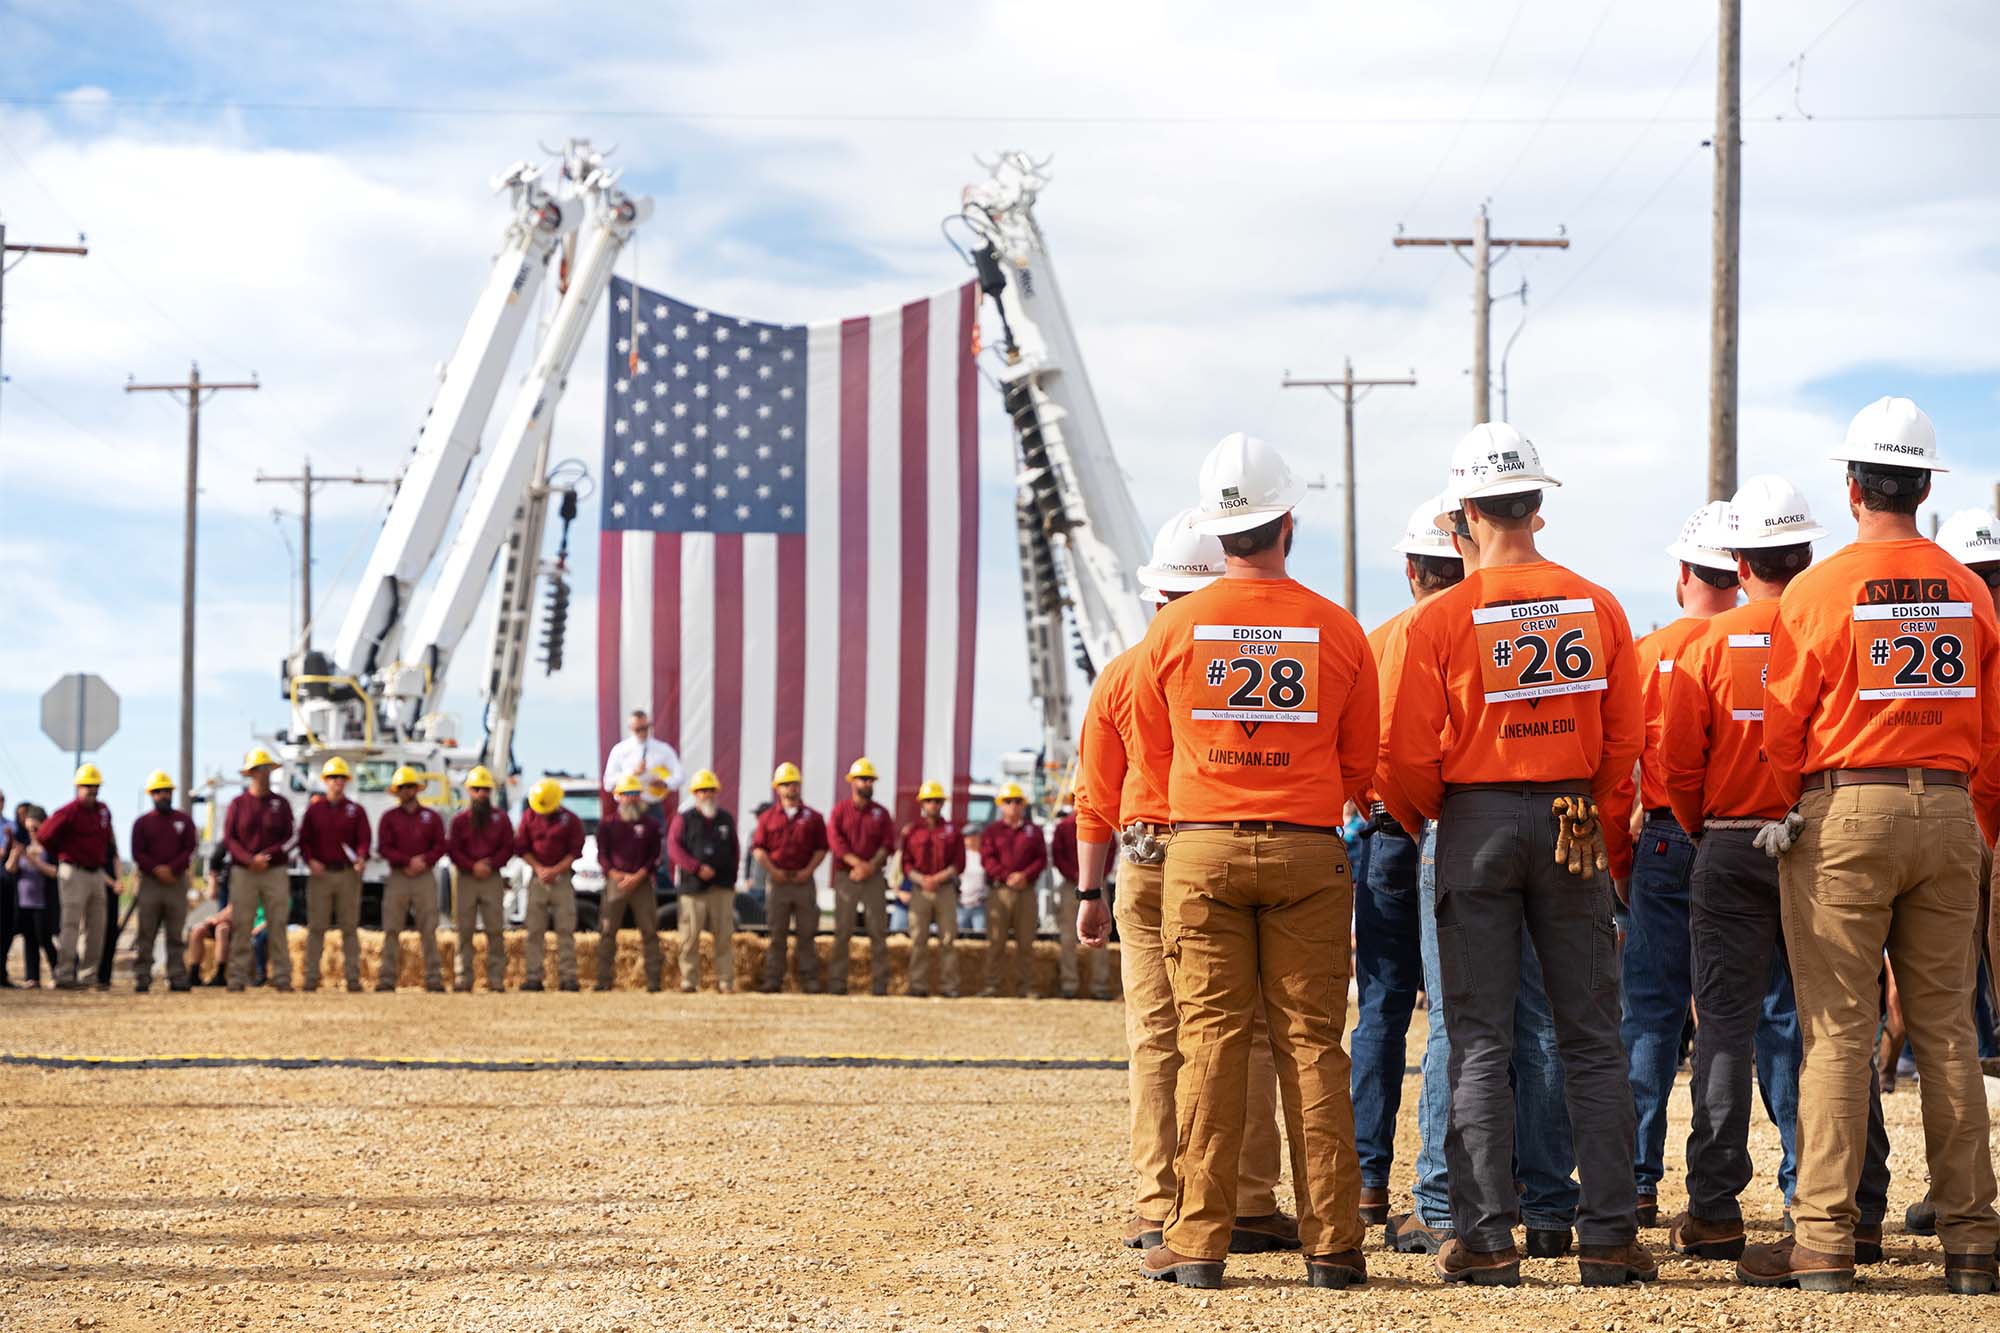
[1077,887,1103,901]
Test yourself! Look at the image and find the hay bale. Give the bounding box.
[285,927,1125,996]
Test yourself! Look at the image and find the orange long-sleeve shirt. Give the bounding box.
[1636,616,1713,813]
[1764,537,2000,842]
[1073,645,1166,843]
[1367,603,1425,832]
[1661,601,1787,831]
[1132,576,1378,825]
[1386,560,1643,877]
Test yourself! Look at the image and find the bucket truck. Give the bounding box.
[950,153,1152,794]
[264,140,649,918]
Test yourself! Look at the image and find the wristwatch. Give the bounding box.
[1077,887,1103,901]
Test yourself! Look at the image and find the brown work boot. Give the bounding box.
[1386,1212,1453,1254]
[1579,1241,1659,1286]
[1736,1238,1854,1292]
[1854,1223,1883,1264]
[1122,1216,1165,1250]
[1634,1192,1658,1228]
[1140,1244,1223,1289]
[1435,1238,1521,1287]
[1229,1211,1300,1253]
[1358,1186,1390,1225]
[1668,1211,1746,1260]
[1305,1250,1367,1289]
[1944,1251,1999,1295]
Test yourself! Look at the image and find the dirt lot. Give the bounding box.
[3,974,1996,1331]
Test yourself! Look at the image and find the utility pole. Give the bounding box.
[127,364,259,811]
[1708,0,1743,502]
[0,223,89,435]
[256,460,397,651]
[1395,206,1568,424]
[1281,360,1418,615]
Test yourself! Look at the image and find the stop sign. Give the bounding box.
[40,673,120,755]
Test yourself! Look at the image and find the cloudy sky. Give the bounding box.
[1,0,1996,816]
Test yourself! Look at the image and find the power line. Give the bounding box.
[1397,0,1532,224]
[1488,0,1619,201]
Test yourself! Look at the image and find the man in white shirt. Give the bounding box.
[602,709,683,826]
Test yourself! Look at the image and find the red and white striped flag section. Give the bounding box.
[596,276,980,824]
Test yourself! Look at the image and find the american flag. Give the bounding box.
[596,276,980,824]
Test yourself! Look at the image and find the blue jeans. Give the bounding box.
[1414,821,1578,1231]
[1622,815,1697,1196]
[1351,823,1424,1189]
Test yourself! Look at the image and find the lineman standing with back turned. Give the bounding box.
[1132,433,1377,1292]
[1386,423,1652,1287]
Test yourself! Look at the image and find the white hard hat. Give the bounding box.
[1394,493,1462,558]
[1936,508,2000,566]
[1138,507,1226,602]
[1188,432,1306,535]
[1446,423,1561,502]
[1832,396,1947,472]
[1727,474,1827,549]
[1665,501,1738,572]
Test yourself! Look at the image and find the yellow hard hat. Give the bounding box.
[688,769,721,793]
[613,774,645,796]
[465,765,497,791]
[847,756,880,780]
[240,746,278,774]
[997,781,1027,803]
[389,765,424,791]
[771,761,803,787]
[917,780,947,803]
[529,777,564,815]
[144,769,175,793]
[320,756,352,780]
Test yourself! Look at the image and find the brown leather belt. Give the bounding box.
[1172,820,1341,836]
[1811,767,1967,792]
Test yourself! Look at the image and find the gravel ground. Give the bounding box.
[2,986,1996,1331]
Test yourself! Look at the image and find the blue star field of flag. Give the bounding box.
[601,276,808,535]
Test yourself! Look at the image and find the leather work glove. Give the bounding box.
[1753,810,1807,860]
[1552,796,1609,877]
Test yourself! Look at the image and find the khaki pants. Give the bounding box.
[763,880,821,991]
[596,880,662,989]
[982,882,1039,997]
[831,870,890,994]
[1117,855,1282,1225]
[230,864,293,990]
[1161,827,1362,1261]
[379,868,441,990]
[523,872,578,988]
[676,887,736,991]
[906,878,960,997]
[453,869,507,990]
[54,864,107,987]
[1054,877,1111,999]
[304,867,362,989]
[133,878,188,988]
[1781,781,2000,1257]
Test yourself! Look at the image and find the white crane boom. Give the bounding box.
[959,153,1152,778]
[400,156,651,744]
[331,165,575,685]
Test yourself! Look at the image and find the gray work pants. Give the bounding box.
[523,873,577,987]
[133,878,188,988]
[596,880,662,990]
[305,867,362,989]
[829,870,889,995]
[379,868,441,989]
[453,869,507,990]
[1434,785,1635,1251]
[53,864,106,987]
[763,880,821,991]
[230,864,293,990]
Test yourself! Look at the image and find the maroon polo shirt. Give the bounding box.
[447,807,516,873]
[751,803,828,872]
[224,790,294,865]
[38,798,119,870]
[377,803,446,869]
[1050,813,1079,883]
[298,798,371,869]
[516,808,585,866]
[899,819,965,877]
[131,807,199,878]
[979,818,1047,883]
[828,798,897,865]
[597,813,663,875]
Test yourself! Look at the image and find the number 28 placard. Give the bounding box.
[1189,625,1320,724]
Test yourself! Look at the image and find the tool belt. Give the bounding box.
[1810,767,1967,792]
[1361,801,1407,839]
[1552,796,1608,877]
[1118,820,1168,866]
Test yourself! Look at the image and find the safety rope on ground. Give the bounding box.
[0,1051,1129,1073]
